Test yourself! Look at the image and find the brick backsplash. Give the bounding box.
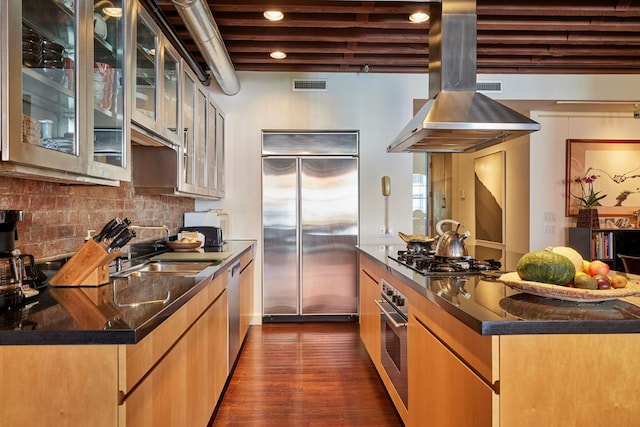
[0,176,194,261]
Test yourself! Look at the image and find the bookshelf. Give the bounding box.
[568,228,640,272]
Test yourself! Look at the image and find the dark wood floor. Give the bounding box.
[210,322,404,427]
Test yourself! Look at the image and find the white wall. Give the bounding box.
[199,71,427,319]
[198,71,640,318]
[529,112,640,252]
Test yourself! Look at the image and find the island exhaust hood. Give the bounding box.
[387,0,540,153]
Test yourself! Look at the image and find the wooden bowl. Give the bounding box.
[168,241,201,252]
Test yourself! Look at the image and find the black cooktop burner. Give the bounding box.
[390,251,501,276]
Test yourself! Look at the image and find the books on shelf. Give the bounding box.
[591,231,614,260]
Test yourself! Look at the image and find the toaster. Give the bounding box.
[179,226,223,247]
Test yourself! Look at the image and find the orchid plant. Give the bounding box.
[572,171,606,209]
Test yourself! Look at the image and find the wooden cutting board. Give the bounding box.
[150,252,233,262]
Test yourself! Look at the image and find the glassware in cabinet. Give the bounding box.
[20,0,79,161]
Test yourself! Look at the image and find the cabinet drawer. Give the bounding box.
[409,295,494,385]
[122,273,227,391]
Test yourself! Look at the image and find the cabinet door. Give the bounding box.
[90,0,130,180]
[195,85,207,191]
[4,0,85,173]
[206,98,218,195]
[215,109,225,198]
[161,42,180,144]
[126,290,228,427]
[409,313,493,427]
[205,97,225,198]
[132,3,158,131]
[359,266,381,363]
[180,67,197,193]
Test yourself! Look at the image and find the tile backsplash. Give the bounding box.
[0,176,194,260]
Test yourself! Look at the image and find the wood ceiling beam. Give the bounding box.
[224,42,428,55]
[155,0,640,75]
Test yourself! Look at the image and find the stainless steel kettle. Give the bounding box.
[434,219,471,258]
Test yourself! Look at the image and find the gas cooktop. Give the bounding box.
[389,250,501,276]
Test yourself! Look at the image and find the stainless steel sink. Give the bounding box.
[114,261,218,277]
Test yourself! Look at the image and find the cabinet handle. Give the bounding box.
[374,299,407,328]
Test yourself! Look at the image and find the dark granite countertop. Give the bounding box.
[0,240,255,345]
[358,245,640,335]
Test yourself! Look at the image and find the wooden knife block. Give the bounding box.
[49,239,120,287]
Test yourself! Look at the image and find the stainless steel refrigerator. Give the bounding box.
[262,131,359,321]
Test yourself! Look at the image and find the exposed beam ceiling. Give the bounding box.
[152,0,640,75]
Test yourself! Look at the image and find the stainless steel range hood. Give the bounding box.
[387,0,540,153]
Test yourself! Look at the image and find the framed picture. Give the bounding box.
[566,139,640,217]
[475,151,505,244]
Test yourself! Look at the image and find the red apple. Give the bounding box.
[588,260,610,277]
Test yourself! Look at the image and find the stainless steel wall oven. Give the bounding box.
[376,278,408,407]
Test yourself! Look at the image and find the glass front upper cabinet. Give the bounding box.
[181,67,197,193]
[92,0,128,175]
[133,5,157,128]
[132,2,180,146]
[2,0,129,182]
[10,0,82,173]
[162,43,180,143]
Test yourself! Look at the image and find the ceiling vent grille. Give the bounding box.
[477,80,503,93]
[292,79,328,92]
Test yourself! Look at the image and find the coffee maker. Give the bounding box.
[0,210,27,308]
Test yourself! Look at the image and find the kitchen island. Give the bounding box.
[0,240,255,427]
[358,245,640,427]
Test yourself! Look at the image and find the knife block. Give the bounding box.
[49,239,120,287]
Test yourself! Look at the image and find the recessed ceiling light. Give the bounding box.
[263,10,284,21]
[409,12,429,23]
[270,51,287,60]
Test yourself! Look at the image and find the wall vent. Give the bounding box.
[292,79,328,92]
[477,80,503,93]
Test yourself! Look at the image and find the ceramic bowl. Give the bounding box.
[168,241,201,252]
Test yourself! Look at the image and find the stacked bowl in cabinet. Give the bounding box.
[22,26,67,86]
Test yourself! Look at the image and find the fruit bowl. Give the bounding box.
[168,241,201,252]
[498,272,640,302]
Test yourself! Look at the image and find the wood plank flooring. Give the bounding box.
[210,322,404,427]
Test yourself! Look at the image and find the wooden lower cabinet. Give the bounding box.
[409,308,494,427]
[499,334,640,427]
[360,252,640,427]
[0,271,232,427]
[0,345,120,427]
[125,288,228,427]
[359,261,381,362]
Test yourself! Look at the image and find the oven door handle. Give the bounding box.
[374,299,407,328]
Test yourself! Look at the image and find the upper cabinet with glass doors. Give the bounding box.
[90,0,130,180]
[180,62,226,198]
[207,98,225,199]
[132,2,180,146]
[1,0,130,183]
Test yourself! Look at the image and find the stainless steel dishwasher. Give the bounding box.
[227,260,241,370]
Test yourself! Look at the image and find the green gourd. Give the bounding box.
[516,250,576,286]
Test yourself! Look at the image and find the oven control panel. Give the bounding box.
[381,278,408,315]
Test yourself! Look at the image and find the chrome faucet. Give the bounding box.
[129,224,170,237]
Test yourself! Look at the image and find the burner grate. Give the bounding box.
[390,251,501,276]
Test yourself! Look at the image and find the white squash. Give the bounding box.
[545,246,584,273]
